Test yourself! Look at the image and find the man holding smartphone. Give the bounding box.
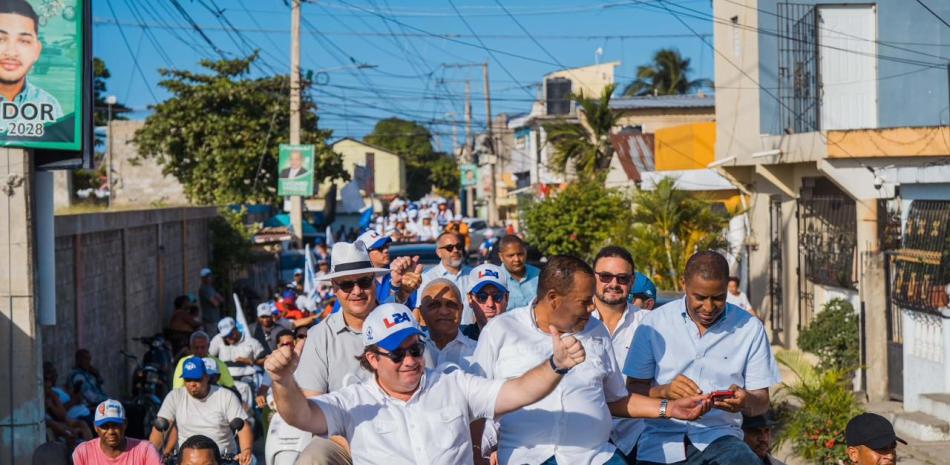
[624,251,781,465]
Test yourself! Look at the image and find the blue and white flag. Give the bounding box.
[232,293,250,342]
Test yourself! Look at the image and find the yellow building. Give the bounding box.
[327,138,406,197]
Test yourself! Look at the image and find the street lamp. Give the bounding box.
[105,95,116,208]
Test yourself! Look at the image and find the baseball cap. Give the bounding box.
[631,272,657,299]
[257,302,276,317]
[294,268,304,276]
[200,268,213,278]
[356,230,392,251]
[846,413,906,449]
[742,413,778,430]
[469,264,508,294]
[202,357,220,376]
[94,399,125,427]
[180,356,207,381]
[362,303,424,351]
[217,317,236,336]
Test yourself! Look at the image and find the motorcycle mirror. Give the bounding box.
[153,418,170,432]
[228,418,245,432]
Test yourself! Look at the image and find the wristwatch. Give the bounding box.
[548,355,570,375]
[658,399,669,419]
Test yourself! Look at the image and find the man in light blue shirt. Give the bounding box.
[417,231,474,324]
[624,251,780,465]
[497,234,540,309]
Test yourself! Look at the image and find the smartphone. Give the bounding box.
[709,390,736,401]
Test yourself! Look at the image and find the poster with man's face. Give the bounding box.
[278,144,315,196]
[0,0,82,150]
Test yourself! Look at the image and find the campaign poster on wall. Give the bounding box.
[277,144,315,196]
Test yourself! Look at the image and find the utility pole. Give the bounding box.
[464,81,473,216]
[106,95,116,207]
[289,0,303,247]
[482,63,497,226]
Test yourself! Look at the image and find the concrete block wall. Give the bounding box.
[41,207,217,398]
[110,121,189,207]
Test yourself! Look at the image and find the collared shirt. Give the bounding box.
[0,81,63,128]
[426,331,477,373]
[209,334,266,378]
[418,263,474,325]
[503,264,541,310]
[314,369,504,465]
[473,306,627,465]
[592,303,647,455]
[623,299,781,464]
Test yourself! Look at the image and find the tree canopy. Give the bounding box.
[543,84,617,181]
[134,53,348,206]
[622,48,711,97]
[364,117,458,199]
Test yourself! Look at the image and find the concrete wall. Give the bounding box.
[41,207,217,399]
[757,0,950,134]
[545,62,619,103]
[109,121,189,207]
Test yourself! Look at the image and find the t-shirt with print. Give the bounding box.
[72,438,161,465]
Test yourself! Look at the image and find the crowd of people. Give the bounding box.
[43,225,904,465]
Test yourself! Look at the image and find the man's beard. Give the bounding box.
[596,287,627,306]
[446,257,463,268]
[0,76,24,86]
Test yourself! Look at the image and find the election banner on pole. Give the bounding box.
[460,163,478,187]
[277,144,315,196]
[0,0,85,152]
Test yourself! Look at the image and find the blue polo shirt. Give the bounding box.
[503,264,540,310]
[622,298,780,464]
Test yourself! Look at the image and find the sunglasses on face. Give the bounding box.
[336,276,374,293]
[473,291,508,304]
[595,272,633,285]
[439,243,463,253]
[373,341,426,364]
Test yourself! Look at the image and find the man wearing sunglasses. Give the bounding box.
[418,232,475,325]
[267,302,595,465]
[472,255,711,465]
[461,263,510,341]
[294,241,426,465]
[590,246,647,464]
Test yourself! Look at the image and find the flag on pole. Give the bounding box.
[326,225,335,247]
[358,205,373,232]
[232,293,250,342]
[304,243,317,303]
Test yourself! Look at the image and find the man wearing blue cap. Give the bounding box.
[631,271,658,310]
[268,302,608,465]
[461,263,510,341]
[73,399,161,465]
[150,357,253,465]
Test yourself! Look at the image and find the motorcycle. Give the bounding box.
[154,417,251,465]
[120,335,173,438]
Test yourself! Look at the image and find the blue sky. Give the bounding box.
[92,0,713,150]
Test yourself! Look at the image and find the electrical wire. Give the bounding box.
[104,0,159,102]
[914,0,950,30]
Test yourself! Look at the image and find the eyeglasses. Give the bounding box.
[595,272,633,285]
[373,341,426,364]
[336,276,375,293]
[439,243,463,253]
[473,291,508,304]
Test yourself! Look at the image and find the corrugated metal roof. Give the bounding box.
[609,94,715,110]
[610,131,655,182]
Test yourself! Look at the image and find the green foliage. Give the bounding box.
[133,53,348,206]
[622,48,712,97]
[522,180,632,261]
[364,118,456,199]
[209,208,257,295]
[774,350,864,465]
[543,84,617,180]
[93,57,129,127]
[798,298,860,373]
[619,178,730,290]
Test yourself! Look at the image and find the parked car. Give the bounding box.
[464,218,506,253]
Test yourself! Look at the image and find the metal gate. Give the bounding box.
[769,195,785,344]
[879,199,903,400]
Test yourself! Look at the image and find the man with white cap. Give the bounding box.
[252,302,292,354]
[418,231,475,325]
[293,241,423,464]
[210,317,266,388]
[199,268,225,333]
[268,302,591,465]
[293,268,306,293]
[417,211,438,242]
[461,263,509,341]
[73,399,161,465]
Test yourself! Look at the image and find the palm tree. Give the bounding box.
[543,84,617,180]
[622,48,711,97]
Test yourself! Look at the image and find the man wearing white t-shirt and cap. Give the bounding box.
[210,317,266,387]
[472,255,711,465]
[590,246,647,463]
[267,302,591,465]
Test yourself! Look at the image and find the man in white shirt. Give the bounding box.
[461,263,509,341]
[266,302,591,465]
[624,251,781,465]
[209,317,266,387]
[419,279,477,373]
[418,232,474,324]
[149,357,252,465]
[473,255,710,465]
[727,276,758,318]
[590,246,646,463]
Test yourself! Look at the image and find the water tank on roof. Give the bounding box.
[546,78,571,116]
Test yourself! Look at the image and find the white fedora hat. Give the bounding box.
[320,242,390,281]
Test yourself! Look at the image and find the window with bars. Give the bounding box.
[891,200,950,314]
[777,3,820,133]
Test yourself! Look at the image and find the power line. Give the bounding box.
[104,0,158,102]
[493,0,567,70]
[914,0,950,30]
